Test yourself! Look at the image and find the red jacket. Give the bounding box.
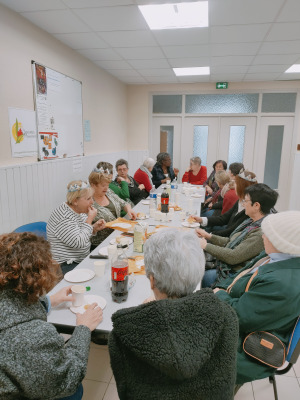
[133,169,152,193]
[222,189,239,214]
[182,166,207,185]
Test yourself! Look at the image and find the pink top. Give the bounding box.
[182,166,207,185]
[133,169,152,193]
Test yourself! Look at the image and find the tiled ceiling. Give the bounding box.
[2,0,300,84]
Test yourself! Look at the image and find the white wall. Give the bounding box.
[0,4,128,167]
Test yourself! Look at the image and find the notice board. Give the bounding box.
[32,61,84,161]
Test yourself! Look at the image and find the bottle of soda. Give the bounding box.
[111,244,128,303]
[161,188,169,213]
[149,186,157,210]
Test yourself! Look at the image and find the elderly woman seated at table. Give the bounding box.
[182,156,207,185]
[134,157,156,194]
[214,211,300,385]
[151,152,179,188]
[114,159,148,205]
[108,229,239,400]
[203,159,227,196]
[0,232,102,400]
[196,183,278,288]
[47,180,106,275]
[89,168,137,248]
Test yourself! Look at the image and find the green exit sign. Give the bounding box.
[216,82,228,89]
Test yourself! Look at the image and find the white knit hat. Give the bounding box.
[261,211,300,255]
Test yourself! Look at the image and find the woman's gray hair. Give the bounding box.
[190,156,201,165]
[143,157,155,169]
[156,152,170,165]
[144,229,205,298]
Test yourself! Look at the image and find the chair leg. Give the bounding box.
[269,375,278,400]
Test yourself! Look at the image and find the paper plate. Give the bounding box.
[191,194,203,198]
[111,222,132,229]
[136,214,149,220]
[109,237,133,245]
[70,294,107,314]
[141,200,150,205]
[64,269,95,283]
[98,246,108,256]
[181,221,200,228]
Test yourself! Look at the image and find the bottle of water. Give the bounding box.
[170,178,178,203]
[149,186,157,210]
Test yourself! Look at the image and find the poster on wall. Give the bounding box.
[32,61,84,161]
[9,107,37,157]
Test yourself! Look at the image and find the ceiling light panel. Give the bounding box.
[285,64,300,73]
[138,1,208,30]
[173,67,210,76]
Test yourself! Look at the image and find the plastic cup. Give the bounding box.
[108,244,117,263]
[71,285,85,307]
[175,192,180,205]
[150,208,155,218]
[154,211,161,221]
[94,260,106,277]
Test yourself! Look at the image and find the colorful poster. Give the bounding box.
[9,108,37,158]
[35,64,47,95]
[38,132,58,160]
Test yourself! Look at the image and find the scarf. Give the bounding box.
[139,165,153,186]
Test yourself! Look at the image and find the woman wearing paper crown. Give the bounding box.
[47,180,106,275]
[88,167,137,248]
[214,211,300,386]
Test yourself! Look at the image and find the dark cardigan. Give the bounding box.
[108,289,239,400]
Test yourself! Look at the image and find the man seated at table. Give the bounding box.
[108,229,239,400]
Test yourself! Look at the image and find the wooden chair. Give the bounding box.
[269,316,300,400]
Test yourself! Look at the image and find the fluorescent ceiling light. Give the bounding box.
[285,64,300,73]
[138,1,208,30]
[173,67,210,76]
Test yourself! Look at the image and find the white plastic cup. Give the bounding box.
[71,285,85,307]
[94,260,106,277]
[175,192,180,205]
[154,211,161,221]
[166,179,171,185]
[149,208,155,218]
[108,244,117,263]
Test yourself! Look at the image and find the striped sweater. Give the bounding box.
[47,202,93,264]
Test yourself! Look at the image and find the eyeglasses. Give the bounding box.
[242,199,252,204]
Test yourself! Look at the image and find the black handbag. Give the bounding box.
[243,331,286,368]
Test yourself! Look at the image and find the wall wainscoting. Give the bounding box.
[0,150,148,234]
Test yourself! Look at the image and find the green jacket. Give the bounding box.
[109,181,134,216]
[206,227,264,272]
[108,289,239,400]
[215,253,300,384]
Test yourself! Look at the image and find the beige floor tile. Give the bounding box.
[252,377,275,400]
[275,375,300,400]
[293,356,300,378]
[85,346,113,383]
[110,374,116,384]
[234,382,254,400]
[82,380,108,400]
[103,383,120,400]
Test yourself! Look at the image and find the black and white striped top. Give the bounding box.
[47,202,93,264]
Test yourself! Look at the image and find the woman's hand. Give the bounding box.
[199,238,207,249]
[138,184,145,190]
[76,303,103,331]
[50,285,74,308]
[161,178,168,184]
[86,206,97,224]
[116,176,125,183]
[191,215,203,224]
[127,210,137,220]
[208,202,213,209]
[195,228,212,240]
[174,168,179,176]
[206,186,213,195]
[93,219,106,233]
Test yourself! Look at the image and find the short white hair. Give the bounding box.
[144,229,205,298]
[143,157,155,169]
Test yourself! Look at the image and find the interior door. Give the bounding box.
[254,117,294,211]
[151,117,182,171]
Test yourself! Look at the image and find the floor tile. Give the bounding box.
[275,375,300,400]
[110,374,116,384]
[234,382,254,400]
[103,383,120,400]
[82,380,108,400]
[276,361,296,377]
[252,377,274,400]
[293,356,300,378]
[85,346,113,383]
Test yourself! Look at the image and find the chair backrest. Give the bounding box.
[14,222,47,240]
[286,316,300,364]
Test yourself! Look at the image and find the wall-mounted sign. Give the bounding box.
[216,82,228,89]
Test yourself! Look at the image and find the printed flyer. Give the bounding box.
[9,108,37,157]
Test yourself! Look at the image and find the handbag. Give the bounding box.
[243,331,286,368]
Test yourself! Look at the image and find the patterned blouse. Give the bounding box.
[91,189,128,246]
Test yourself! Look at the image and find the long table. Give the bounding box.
[47,184,204,334]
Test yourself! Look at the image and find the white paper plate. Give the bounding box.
[70,295,107,314]
[98,246,108,256]
[64,269,95,283]
[141,200,150,205]
[110,237,133,245]
[136,214,149,220]
[181,221,200,228]
[191,194,203,198]
[111,222,132,229]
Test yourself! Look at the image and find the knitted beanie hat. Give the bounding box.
[261,211,300,255]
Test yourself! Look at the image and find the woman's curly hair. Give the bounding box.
[0,232,61,304]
